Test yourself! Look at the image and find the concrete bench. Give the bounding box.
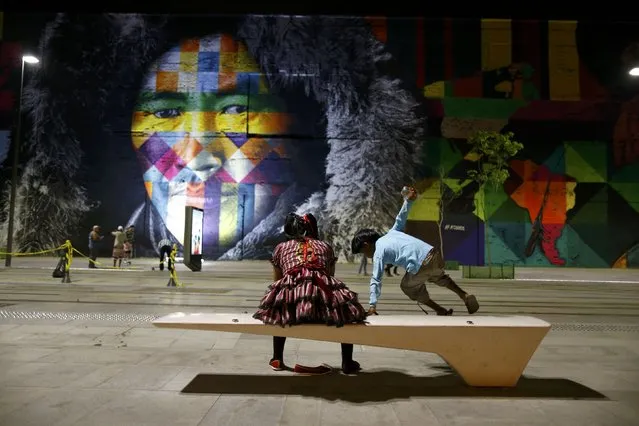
[153,313,550,387]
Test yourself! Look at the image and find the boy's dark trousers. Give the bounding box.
[159,245,172,271]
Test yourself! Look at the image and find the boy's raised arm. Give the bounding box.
[390,186,417,232]
[390,199,414,232]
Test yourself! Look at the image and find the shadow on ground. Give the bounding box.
[181,369,607,403]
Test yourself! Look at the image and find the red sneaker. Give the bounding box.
[269,359,285,371]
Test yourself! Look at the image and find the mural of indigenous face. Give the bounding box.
[131,33,295,254]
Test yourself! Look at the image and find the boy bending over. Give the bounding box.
[351,186,480,316]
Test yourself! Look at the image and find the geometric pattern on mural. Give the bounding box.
[3,14,639,266]
[411,136,485,266]
[137,133,290,186]
[131,33,295,250]
[400,17,639,269]
[565,141,607,183]
[401,18,639,268]
[494,141,639,267]
[413,132,639,268]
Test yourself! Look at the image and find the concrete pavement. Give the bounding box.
[1,257,638,319]
[0,259,638,425]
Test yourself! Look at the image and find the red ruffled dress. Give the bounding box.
[253,237,367,327]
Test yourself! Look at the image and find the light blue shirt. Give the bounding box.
[369,200,433,306]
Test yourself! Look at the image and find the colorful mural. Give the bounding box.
[0,14,637,267]
[401,19,639,268]
[132,33,295,252]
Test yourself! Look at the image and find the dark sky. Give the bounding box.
[2,2,638,21]
[2,4,638,49]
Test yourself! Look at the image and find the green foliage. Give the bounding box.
[466,131,524,189]
[465,130,523,267]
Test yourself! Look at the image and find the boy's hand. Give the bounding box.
[405,186,418,201]
[367,306,378,316]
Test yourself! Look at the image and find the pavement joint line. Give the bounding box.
[6,267,150,272]
[2,276,639,285]
[513,278,639,284]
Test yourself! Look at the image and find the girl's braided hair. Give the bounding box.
[284,213,319,240]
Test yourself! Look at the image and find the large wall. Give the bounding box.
[0,13,20,178]
[402,19,639,268]
[0,14,638,267]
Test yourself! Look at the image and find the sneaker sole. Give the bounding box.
[465,295,479,314]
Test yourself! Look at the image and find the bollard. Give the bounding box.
[167,275,178,287]
[62,240,73,284]
[166,243,179,287]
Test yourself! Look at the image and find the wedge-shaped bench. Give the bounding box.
[153,313,550,387]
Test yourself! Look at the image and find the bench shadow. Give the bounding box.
[181,370,607,403]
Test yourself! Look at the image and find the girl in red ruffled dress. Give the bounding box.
[253,212,366,374]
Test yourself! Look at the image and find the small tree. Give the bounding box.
[436,166,462,258]
[465,130,523,266]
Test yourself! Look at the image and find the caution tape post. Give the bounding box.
[62,240,73,283]
[0,243,70,282]
[167,244,180,287]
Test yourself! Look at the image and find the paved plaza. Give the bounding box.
[0,257,638,425]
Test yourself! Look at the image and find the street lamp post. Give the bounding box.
[239,193,246,261]
[5,54,39,267]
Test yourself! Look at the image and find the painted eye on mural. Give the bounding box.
[153,108,182,119]
[221,105,248,115]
